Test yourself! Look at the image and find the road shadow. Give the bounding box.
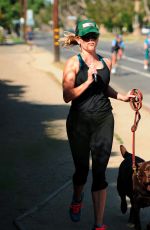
[0,79,72,230]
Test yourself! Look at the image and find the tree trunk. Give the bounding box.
[143,0,150,23]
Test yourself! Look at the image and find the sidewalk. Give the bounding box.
[0,44,149,230]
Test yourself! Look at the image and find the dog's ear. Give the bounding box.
[120,145,127,157]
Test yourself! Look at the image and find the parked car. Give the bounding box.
[141,25,150,35]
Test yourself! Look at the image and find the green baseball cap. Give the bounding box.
[75,19,100,36]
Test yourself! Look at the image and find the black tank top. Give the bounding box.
[70,54,112,113]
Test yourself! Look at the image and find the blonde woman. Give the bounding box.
[61,19,133,230]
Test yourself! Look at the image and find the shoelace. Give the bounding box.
[70,203,82,214]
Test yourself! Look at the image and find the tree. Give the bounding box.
[143,0,150,24]
[0,0,20,32]
[59,0,86,28]
[85,0,134,32]
[27,0,53,27]
[0,0,149,34]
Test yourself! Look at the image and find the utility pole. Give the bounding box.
[53,0,60,62]
[23,0,27,41]
[133,0,141,35]
[19,0,27,41]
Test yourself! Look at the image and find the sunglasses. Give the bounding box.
[81,33,99,42]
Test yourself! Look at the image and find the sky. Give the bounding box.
[45,0,53,3]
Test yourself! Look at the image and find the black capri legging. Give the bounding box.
[66,110,114,192]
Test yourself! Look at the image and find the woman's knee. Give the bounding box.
[91,180,108,192]
[73,165,89,185]
[91,167,108,192]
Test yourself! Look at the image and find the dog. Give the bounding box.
[117,145,150,230]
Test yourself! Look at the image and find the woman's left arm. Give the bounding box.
[106,85,132,102]
[104,57,134,102]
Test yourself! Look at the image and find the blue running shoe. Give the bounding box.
[69,194,84,222]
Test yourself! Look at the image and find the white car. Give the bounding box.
[141,26,150,35]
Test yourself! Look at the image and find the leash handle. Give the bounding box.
[129,89,143,111]
[129,89,143,173]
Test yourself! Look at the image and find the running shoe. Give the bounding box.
[92,224,108,230]
[144,65,148,70]
[69,194,83,222]
[111,67,116,74]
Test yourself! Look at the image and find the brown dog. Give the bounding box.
[117,145,150,230]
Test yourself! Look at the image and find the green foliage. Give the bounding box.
[28,0,53,26]
[28,0,45,14]
[0,0,20,30]
[0,26,6,43]
[85,0,134,32]
[0,0,53,31]
[0,0,149,33]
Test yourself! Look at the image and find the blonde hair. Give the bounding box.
[59,31,79,47]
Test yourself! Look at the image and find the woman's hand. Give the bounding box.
[117,90,135,102]
[87,64,96,84]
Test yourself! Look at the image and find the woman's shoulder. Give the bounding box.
[97,54,112,71]
[64,55,79,72]
[97,53,111,67]
[97,54,111,66]
[100,56,112,70]
[65,55,78,65]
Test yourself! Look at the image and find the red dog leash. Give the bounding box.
[129,89,143,175]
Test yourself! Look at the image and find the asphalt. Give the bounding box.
[0,44,149,230]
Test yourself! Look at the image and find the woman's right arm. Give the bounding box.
[62,56,93,103]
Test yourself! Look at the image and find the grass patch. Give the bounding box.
[114,133,124,144]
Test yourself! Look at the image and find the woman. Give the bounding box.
[61,19,133,230]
